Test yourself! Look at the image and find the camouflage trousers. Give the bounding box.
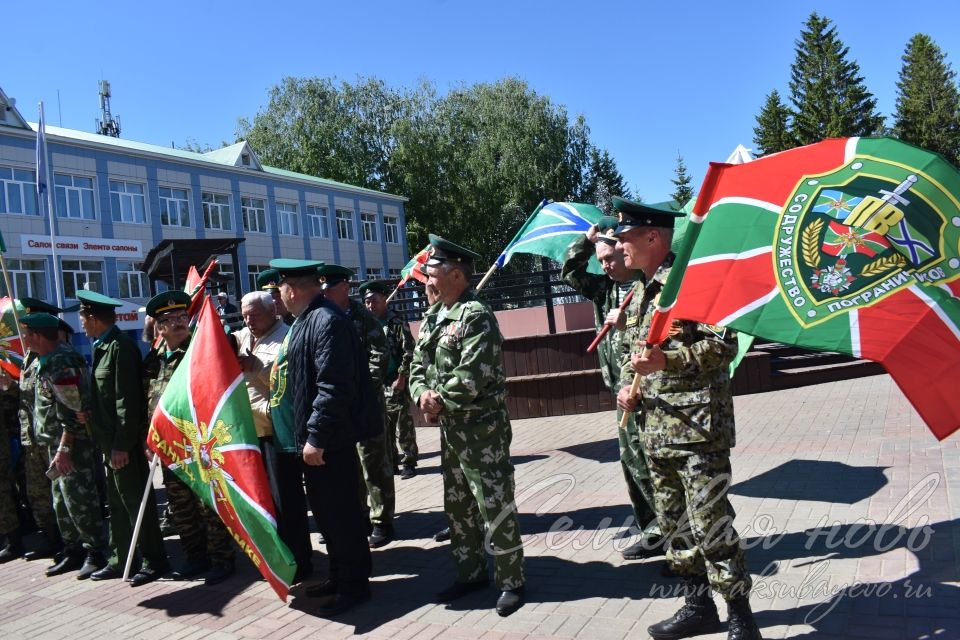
[103,452,167,571]
[161,467,234,566]
[647,448,752,600]
[47,440,107,552]
[0,433,17,535]
[22,444,57,532]
[441,422,525,591]
[616,408,661,538]
[357,433,395,527]
[384,386,418,468]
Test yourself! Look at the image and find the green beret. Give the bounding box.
[257,269,281,290]
[77,290,123,312]
[358,280,391,299]
[612,196,684,235]
[145,290,192,318]
[269,258,325,279]
[19,297,78,314]
[426,234,480,267]
[316,264,354,289]
[596,215,620,245]
[20,312,60,330]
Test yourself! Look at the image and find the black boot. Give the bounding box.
[46,547,84,576]
[77,550,107,580]
[0,532,24,563]
[726,596,762,640]
[648,574,721,640]
[24,528,63,561]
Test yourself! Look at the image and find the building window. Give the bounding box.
[336,209,354,240]
[276,201,299,236]
[365,267,383,279]
[247,264,269,292]
[0,166,39,216]
[62,260,104,299]
[306,204,329,238]
[160,186,191,227]
[241,196,267,233]
[203,192,232,231]
[384,216,399,244]
[387,268,402,280]
[117,261,147,298]
[361,213,379,243]
[54,174,96,220]
[109,180,147,224]
[0,258,47,299]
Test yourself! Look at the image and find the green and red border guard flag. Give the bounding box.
[0,297,25,378]
[647,137,960,440]
[147,296,296,598]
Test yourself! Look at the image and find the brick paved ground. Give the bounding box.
[1,373,958,639]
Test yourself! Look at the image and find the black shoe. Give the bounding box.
[202,563,235,586]
[648,575,721,640]
[130,565,168,587]
[400,465,416,480]
[496,586,525,617]
[305,578,338,598]
[368,524,394,549]
[90,565,122,581]
[435,579,489,603]
[726,597,763,640]
[292,564,314,585]
[24,529,62,561]
[77,551,107,580]
[314,590,371,617]
[46,549,84,577]
[0,534,24,563]
[170,558,211,580]
[622,536,664,560]
[433,527,451,542]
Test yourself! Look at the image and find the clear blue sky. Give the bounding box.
[5,1,960,203]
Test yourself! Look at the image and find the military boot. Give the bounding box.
[76,550,107,580]
[726,596,762,640]
[24,528,63,561]
[648,574,721,640]
[46,547,84,576]
[0,532,24,563]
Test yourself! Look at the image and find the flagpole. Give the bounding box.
[586,288,634,354]
[477,198,550,292]
[123,452,161,582]
[38,103,63,309]
[619,345,651,429]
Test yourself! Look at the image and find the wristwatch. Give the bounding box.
[57,445,71,454]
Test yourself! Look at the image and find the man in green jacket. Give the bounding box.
[76,291,168,586]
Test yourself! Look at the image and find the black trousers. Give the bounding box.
[261,440,312,569]
[303,447,371,595]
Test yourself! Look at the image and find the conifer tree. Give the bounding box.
[753,89,794,155]
[670,153,694,210]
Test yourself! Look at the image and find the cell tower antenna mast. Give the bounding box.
[95,80,121,137]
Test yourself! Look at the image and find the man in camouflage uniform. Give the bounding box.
[146,291,235,586]
[319,264,394,548]
[19,312,107,579]
[561,215,663,560]
[409,235,525,617]
[76,291,168,586]
[361,280,418,479]
[613,197,761,640]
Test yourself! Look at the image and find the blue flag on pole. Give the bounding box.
[494,200,606,272]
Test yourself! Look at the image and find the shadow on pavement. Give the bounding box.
[731,459,888,504]
[557,437,620,464]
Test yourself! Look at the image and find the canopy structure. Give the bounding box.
[141,238,245,295]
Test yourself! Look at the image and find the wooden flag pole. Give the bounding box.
[619,344,651,429]
[123,452,161,581]
[474,262,499,292]
[586,289,634,354]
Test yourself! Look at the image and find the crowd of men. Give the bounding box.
[0,198,763,638]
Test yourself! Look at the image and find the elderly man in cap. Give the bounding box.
[318,264,394,548]
[613,197,761,640]
[360,280,419,480]
[145,290,235,586]
[257,269,294,326]
[215,291,238,319]
[18,312,107,579]
[562,216,663,561]
[409,234,525,617]
[75,291,169,586]
[270,258,377,615]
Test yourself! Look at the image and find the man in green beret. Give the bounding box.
[257,269,293,325]
[612,196,761,640]
[561,215,663,561]
[409,235,525,617]
[319,264,394,548]
[75,291,169,586]
[19,312,107,579]
[145,291,235,586]
[361,280,419,480]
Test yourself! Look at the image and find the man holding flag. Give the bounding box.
[612,197,761,640]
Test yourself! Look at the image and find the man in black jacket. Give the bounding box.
[270,258,373,616]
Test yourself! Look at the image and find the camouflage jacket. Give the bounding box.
[89,325,147,455]
[381,308,415,385]
[18,354,40,446]
[29,344,92,446]
[619,254,738,457]
[409,290,510,429]
[1,386,19,440]
[147,337,191,418]
[561,234,638,390]
[347,299,389,390]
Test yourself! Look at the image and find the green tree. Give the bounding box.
[753,89,794,155]
[789,12,884,145]
[580,148,630,213]
[893,33,960,165]
[670,153,694,210]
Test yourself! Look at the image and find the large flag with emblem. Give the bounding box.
[646,137,960,440]
[496,200,606,273]
[0,297,25,378]
[147,296,296,599]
